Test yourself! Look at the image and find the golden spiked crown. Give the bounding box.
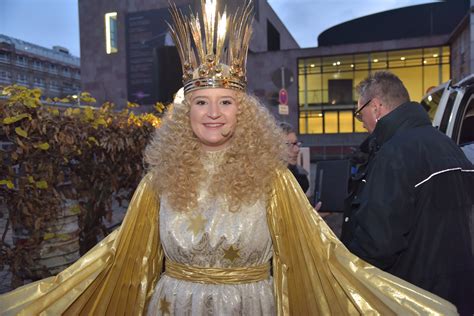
[168,0,253,94]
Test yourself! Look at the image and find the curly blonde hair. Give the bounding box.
[144,91,287,212]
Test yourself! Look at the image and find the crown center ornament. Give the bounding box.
[168,0,254,94]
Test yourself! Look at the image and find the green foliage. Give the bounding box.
[0,85,163,288]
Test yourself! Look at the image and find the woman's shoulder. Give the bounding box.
[137,172,160,196]
[273,167,294,181]
[137,172,154,186]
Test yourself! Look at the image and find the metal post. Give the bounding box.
[438,47,443,84]
[303,60,309,133]
[280,66,285,90]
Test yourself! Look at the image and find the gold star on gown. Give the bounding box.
[223,245,240,262]
[187,214,207,236]
[159,296,171,314]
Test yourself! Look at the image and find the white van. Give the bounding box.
[421,75,474,146]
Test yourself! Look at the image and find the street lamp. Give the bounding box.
[71,94,80,106]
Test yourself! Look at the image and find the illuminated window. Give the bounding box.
[298,46,449,134]
[105,12,118,54]
[299,115,307,134]
[339,111,353,133]
[299,111,323,134]
[324,111,338,133]
[308,111,323,134]
[299,109,371,134]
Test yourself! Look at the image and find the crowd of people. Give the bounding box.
[1,0,473,315]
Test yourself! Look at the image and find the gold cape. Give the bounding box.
[0,170,457,315]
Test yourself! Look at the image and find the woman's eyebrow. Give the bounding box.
[191,96,209,101]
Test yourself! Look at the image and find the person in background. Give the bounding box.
[341,70,474,315]
[279,122,343,236]
[278,122,309,194]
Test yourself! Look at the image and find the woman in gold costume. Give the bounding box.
[0,1,459,315]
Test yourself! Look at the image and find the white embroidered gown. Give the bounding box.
[147,153,275,315]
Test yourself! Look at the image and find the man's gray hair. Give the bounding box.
[356,71,410,109]
[278,121,295,135]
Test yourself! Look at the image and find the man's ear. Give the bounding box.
[372,97,384,115]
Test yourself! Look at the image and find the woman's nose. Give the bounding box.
[207,102,221,118]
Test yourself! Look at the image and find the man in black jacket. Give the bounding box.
[341,71,474,315]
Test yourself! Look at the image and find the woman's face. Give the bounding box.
[189,88,239,151]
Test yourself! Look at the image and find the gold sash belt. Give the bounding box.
[164,260,271,285]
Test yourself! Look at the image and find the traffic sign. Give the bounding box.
[278,104,289,115]
[271,67,294,88]
[279,89,288,105]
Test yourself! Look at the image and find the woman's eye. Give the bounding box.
[195,100,206,105]
[221,100,233,105]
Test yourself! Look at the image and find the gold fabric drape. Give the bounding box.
[268,168,457,315]
[0,174,163,315]
[0,170,458,315]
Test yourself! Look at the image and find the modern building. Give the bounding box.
[78,0,473,160]
[0,34,80,98]
[247,0,471,160]
[78,0,298,109]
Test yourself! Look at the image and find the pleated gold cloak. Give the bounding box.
[0,170,457,315]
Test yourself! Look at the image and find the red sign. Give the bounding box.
[279,89,288,105]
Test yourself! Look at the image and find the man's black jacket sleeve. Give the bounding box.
[345,148,416,270]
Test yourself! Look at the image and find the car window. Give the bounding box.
[456,95,474,144]
[439,91,458,133]
[421,88,444,121]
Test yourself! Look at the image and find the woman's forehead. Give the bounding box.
[286,132,298,141]
[189,88,237,99]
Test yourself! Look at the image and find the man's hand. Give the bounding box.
[314,201,331,217]
[314,201,322,211]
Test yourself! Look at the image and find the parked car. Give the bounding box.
[421,75,474,146]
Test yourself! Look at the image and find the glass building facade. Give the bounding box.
[298,46,450,134]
